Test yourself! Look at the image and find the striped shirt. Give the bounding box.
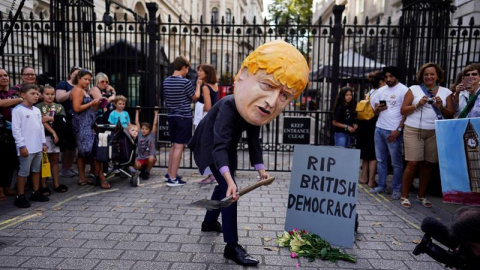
[163,76,195,117]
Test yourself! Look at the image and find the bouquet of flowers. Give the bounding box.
[276,228,356,263]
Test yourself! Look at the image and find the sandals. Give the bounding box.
[417,196,432,208]
[199,175,216,184]
[78,179,94,186]
[100,180,111,189]
[54,184,69,193]
[39,187,52,196]
[400,197,411,209]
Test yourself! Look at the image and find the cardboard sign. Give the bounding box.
[157,113,170,143]
[436,118,480,205]
[283,117,311,144]
[285,145,360,248]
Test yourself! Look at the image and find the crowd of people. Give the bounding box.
[0,59,223,208]
[332,63,480,209]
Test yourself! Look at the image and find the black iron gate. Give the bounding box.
[1,1,479,171]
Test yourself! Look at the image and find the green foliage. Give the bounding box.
[268,0,313,25]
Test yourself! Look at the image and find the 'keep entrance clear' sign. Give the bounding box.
[285,145,360,248]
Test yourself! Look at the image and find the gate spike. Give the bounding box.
[469,17,474,26]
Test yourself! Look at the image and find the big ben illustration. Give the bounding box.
[463,120,480,192]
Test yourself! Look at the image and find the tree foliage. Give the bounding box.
[267,0,313,25]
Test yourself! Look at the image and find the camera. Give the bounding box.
[413,210,480,270]
[427,98,435,104]
[379,100,386,106]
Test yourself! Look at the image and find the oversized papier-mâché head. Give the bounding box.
[234,40,309,126]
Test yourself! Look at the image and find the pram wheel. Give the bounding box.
[131,174,140,187]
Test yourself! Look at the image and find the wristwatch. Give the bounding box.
[396,127,403,132]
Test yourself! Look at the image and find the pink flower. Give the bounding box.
[293,228,298,232]
[291,252,298,258]
[295,262,300,268]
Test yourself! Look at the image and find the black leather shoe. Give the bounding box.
[224,244,259,266]
[201,221,223,232]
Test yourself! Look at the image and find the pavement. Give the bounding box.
[0,168,461,270]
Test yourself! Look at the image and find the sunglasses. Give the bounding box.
[465,72,479,77]
[100,80,109,84]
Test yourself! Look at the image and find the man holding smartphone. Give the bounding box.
[454,64,480,118]
[369,66,408,199]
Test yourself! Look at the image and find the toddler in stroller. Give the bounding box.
[96,122,139,186]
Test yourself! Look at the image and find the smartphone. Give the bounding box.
[461,76,474,89]
[379,100,387,106]
[99,98,109,109]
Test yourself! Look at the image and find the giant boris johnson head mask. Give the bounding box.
[233,40,309,126]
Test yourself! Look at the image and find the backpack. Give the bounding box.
[355,93,375,120]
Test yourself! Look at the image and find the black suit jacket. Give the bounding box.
[188,95,263,174]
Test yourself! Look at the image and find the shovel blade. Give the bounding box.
[188,198,233,210]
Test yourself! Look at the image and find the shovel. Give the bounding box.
[188,177,275,210]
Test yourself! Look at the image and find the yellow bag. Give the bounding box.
[41,152,51,178]
[356,94,375,120]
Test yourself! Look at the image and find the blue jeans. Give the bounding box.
[334,132,353,148]
[374,127,403,192]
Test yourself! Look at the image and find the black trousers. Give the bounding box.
[203,166,238,244]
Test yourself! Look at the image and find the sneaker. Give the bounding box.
[69,168,79,176]
[142,171,150,180]
[60,169,76,178]
[391,191,401,200]
[14,194,31,208]
[165,173,182,182]
[29,191,50,202]
[166,178,186,187]
[369,186,385,194]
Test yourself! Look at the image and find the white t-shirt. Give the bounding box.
[404,85,452,130]
[12,104,46,155]
[370,83,408,130]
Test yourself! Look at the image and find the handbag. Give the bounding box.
[41,152,52,178]
[356,93,375,120]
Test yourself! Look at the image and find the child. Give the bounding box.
[134,106,159,180]
[127,124,139,140]
[12,84,49,208]
[35,85,68,195]
[332,86,358,147]
[108,95,130,127]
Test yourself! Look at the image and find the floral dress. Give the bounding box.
[72,96,96,157]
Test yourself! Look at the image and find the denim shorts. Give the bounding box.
[167,116,193,144]
[18,152,42,177]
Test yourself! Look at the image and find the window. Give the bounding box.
[226,9,232,24]
[211,52,217,69]
[212,7,218,24]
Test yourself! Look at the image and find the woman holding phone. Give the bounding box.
[453,64,480,118]
[399,63,454,209]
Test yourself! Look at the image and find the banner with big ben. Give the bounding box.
[436,118,480,205]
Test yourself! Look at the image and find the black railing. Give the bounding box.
[1,2,480,171]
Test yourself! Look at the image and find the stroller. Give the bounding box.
[95,122,140,187]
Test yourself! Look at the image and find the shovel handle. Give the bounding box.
[221,177,275,202]
[238,177,275,197]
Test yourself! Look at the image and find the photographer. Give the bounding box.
[414,206,480,270]
[399,63,454,209]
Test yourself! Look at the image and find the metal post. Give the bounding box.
[146,3,158,109]
[330,5,345,111]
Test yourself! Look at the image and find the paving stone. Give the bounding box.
[113,241,149,250]
[17,246,57,256]
[131,261,171,270]
[95,260,135,270]
[95,217,123,225]
[0,255,29,267]
[67,217,99,224]
[121,250,157,260]
[52,247,90,258]
[75,231,109,240]
[170,262,207,270]
[81,240,118,249]
[85,249,123,259]
[49,238,87,248]
[121,219,151,226]
[156,251,193,262]
[147,242,181,251]
[56,258,100,270]
[106,232,138,241]
[368,258,410,270]
[101,224,133,233]
[17,237,56,247]
[20,256,63,268]
[75,224,106,231]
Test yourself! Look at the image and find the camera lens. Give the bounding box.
[428,99,434,104]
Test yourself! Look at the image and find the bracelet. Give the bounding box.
[345,125,348,131]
